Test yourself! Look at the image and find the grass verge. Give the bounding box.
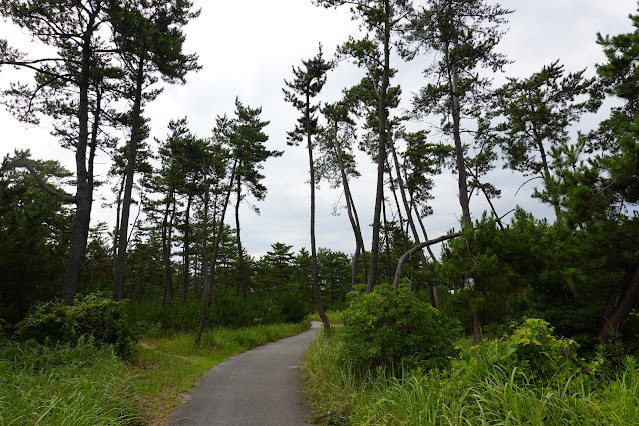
[0,338,138,425]
[301,332,639,425]
[130,321,311,425]
[308,310,343,325]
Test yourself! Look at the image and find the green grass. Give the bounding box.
[0,321,310,425]
[308,310,343,325]
[0,338,138,425]
[130,321,311,425]
[301,332,639,425]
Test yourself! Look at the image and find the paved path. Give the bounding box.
[167,322,321,426]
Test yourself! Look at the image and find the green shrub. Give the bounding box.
[339,284,462,373]
[13,293,134,356]
[465,318,580,383]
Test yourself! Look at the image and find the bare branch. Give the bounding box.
[393,232,461,288]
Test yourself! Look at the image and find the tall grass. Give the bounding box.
[1,320,310,425]
[302,333,639,425]
[0,338,138,425]
[308,310,343,325]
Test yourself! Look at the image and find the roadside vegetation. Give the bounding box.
[302,286,639,425]
[0,294,309,425]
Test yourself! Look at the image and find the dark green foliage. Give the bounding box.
[14,293,135,356]
[0,158,71,324]
[124,292,312,334]
[339,284,462,372]
[437,209,639,348]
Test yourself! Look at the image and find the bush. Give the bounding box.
[465,318,580,383]
[13,293,134,356]
[338,284,462,373]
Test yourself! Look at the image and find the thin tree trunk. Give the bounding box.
[114,58,144,302]
[388,140,438,304]
[196,158,238,345]
[162,190,175,306]
[201,182,210,300]
[473,305,484,343]
[60,18,97,305]
[367,4,391,292]
[332,122,366,287]
[112,175,125,267]
[234,173,249,300]
[393,233,460,289]
[466,167,505,231]
[385,157,409,251]
[533,128,562,221]
[449,63,472,228]
[182,192,193,303]
[382,200,393,285]
[306,94,330,331]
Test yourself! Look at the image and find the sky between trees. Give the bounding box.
[0,0,636,256]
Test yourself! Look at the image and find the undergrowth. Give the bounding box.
[302,327,639,425]
[1,320,310,425]
[0,338,138,425]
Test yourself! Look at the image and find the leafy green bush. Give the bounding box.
[339,284,462,373]
[465,318,580,383]
[13,293,134,356]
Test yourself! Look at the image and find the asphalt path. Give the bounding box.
[167,322,321,426]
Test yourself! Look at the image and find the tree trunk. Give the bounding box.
[201,182,210,300]
[532,127,562,221]
[393,233,460,289]
[114,58,144,302]
[389,139,438,304]
[449,63,472,228]
[162,190,175,306]
[473,305,484,343]
[382,200,393,285]
[599,259,639,341]
[332,122,366,287]
[367,3,391,292]
[234,173,249,300]
[112,175,125,268]
[182,192,193,303]
[385,157,409,251]
[306,95,330,331]
[196,158,238,345]
[60,17,97,305]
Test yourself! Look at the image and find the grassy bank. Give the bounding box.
[0,338,137,425]
[302,332,639,425]
[0,321,310,425]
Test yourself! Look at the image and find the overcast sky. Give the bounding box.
[1,0,637,258]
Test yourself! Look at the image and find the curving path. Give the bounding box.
[167,322,321,426]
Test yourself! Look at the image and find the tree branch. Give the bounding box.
[393,232,461,288]
[15,159,77,204]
